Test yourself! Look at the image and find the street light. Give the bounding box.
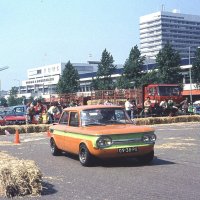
[188,47,193,104]
[0,66,9,97]
[180,47,193,103]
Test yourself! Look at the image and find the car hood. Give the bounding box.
[51,124,155,136]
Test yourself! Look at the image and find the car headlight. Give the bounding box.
[96,136,112,148]
[142,133,156,143]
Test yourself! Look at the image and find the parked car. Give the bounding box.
[0,115,6,126]
[193,100,200,114]
[0,107,26,125]
[49,105,156,166]
[11,105,27,115]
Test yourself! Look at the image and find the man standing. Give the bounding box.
[125,98,133,119]
[144,97,151,117]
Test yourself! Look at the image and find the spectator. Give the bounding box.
[125,98,133,119]
[180,98,189,113]
[160,99,168,115]
[144,97,151,117]
[167,97,178,116]
[153,99,162,116]
[26,103,35,124]
[167,98,174,109]
[47,103,60,124]
[104,97,112,105]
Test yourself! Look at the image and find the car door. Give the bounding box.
[54,111,69,150]
[64,111,80,153]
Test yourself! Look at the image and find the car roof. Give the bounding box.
[63,105,122,112]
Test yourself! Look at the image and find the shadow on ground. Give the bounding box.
[41,181,58,196]
[62,152,175,168]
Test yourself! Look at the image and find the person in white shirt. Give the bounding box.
[47,104,60,123]
[104,97,112,105]
[125,98,133,118]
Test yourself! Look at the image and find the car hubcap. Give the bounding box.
[80,148,86,163]
[51,141,55,152]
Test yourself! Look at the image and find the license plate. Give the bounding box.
[118,147,138,153]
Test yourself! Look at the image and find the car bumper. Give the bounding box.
[89,144,154,158]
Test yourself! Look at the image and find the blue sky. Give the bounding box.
[0,0,200,90]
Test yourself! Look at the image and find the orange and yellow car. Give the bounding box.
[49,105,156,166]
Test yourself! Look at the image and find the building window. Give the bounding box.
[37,70,42,74]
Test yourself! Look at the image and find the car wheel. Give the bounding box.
[137,151,154,164]
[50,138,61,156]
[79,143,93,167]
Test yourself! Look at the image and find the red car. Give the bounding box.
[0,116,5,126]
[3,110,26,125]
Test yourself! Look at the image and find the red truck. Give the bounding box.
[143,84,183,106]
[89,84,184,116]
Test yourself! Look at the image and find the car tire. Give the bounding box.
[50,138,61,156]
[79,143,93,167]
[137,150,154,164]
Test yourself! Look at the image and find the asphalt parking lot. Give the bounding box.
[0,122,200,200]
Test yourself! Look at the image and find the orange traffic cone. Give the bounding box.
[14,129,20,144]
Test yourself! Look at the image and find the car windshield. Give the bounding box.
[158,86,180,96]
[81,108,133,126]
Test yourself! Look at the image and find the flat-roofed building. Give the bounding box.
[20,62,97,98]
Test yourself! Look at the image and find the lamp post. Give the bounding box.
[0,66,9,97]
[180,46,193,104]
[188,47,193,104]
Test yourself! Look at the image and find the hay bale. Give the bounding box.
[0,152,42,198]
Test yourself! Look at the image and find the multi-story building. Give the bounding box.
[140,10,200,59]
[19,62,98,98]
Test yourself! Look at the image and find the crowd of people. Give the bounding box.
[124,96,193,118]
[26,99,81,124]
[25,96,195,124]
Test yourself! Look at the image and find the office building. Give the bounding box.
[20,62,98,98]
[140,10,200,59]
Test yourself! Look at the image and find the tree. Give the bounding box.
[192,48,200,88]
[57,61,80,94]
[139,70,159,86]
[91,49,116,90]
[0,97,7,107]
[117,46,145,88]
[156,43,182,84]
[7,95,18,106]
[7,87,18,106]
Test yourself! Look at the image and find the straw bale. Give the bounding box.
[0,152,42,198]
[135,115,200,125]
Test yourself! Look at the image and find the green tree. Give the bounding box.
[117,46,145,88]
[139,70,159,86]
[7,87,18,106]
[9,87,18,96]
[156,43,182,84]
[57,61,80,94]
[192,47,200,88]
[7,95,18,106]
[91,49,116,90]
[0,97,7,107]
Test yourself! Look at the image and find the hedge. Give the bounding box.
[0,115,200,135]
